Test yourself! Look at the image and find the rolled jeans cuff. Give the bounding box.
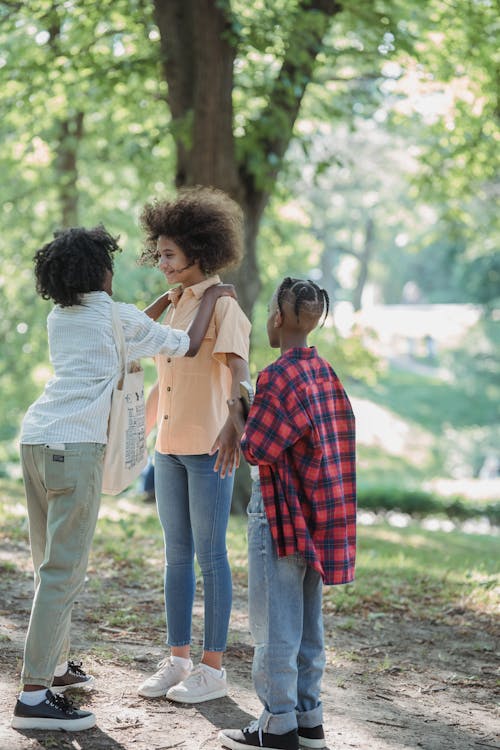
[260,709,297,735]
[296,702,323,728]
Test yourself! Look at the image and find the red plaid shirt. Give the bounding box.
[241,347,356,585]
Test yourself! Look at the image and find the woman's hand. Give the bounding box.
[203,283,237,304]
[209,418,241,478]
[167,285,184,307]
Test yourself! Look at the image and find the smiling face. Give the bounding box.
[157,236,204,287]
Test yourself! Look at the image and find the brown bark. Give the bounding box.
[55,112,84,228]
[153,0,239,194]
[153,0,342,318]
[352,216,375,312]
[47,15,83,228]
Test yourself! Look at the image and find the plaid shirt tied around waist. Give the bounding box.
[241,346,356,585]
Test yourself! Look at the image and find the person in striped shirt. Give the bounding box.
[220,277,356,750]
[12,225,232,732]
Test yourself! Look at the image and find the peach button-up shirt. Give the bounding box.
[155,275,251,455]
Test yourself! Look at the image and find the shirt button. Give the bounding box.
[167,358,172,363]
[164,415,169,420]
[167,386,171,392]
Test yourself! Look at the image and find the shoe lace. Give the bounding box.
[156,657,175,674]
[244,720,263,745]
[184,666,206,687]
[67,660,86,677]
[46,691,75,715]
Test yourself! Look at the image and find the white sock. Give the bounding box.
[200,663,223,677]
[171,655,191,668]
[19,689,48,705]
[53,661,68,677]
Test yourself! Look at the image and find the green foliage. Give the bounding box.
[0,0,497,473]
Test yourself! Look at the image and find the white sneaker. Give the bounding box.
[166,664,227,704]
[137,657,193,698]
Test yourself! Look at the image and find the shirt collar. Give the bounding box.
[182,275,222,300]
[60,291,111,308]
[282,346,317,360]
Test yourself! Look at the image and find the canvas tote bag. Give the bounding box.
[102,303,147,495]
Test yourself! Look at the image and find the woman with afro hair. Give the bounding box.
[137,186,251,704]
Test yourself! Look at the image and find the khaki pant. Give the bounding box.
[20,443,105,686]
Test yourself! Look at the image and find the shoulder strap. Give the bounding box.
[110,302,127,377]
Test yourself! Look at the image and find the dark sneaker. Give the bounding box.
[52,660,95,693]
[219,721,299,750]
[298,725,326,748]
[11,690,96,731]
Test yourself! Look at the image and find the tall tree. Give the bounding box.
[153,0,342,315]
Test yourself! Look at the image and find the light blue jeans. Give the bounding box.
[155,450,233,651]
[248,480,325,734]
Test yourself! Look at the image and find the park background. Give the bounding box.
[0,1,498,749]
[0,0,498,516]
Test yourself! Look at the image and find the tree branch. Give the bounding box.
[240,0,342,189]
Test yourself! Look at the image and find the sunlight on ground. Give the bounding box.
[424,478,500,501]
[359,510,498,536]
[355,303,482,357]
[352,396,432,459]
[98,496,154,521]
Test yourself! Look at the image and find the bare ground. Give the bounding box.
[0,537,499,750]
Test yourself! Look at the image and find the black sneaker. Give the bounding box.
[298,725,326,748]
[219,721,299,750]
[11,690,96,731]
[52,660,95,693]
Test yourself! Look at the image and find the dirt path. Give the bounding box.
[1,538,499,750]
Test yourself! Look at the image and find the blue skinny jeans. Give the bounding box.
[154,450,233,651]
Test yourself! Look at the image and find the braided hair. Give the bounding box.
[276,277,329,326]
[33,225,121,307]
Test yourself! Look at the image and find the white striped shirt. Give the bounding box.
[21,291,189,445]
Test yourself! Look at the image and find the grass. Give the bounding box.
[352,366,499,434]
[327,522,499,620]
[1,479,497,629]
[349,361,500,487]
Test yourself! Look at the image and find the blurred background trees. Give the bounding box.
[0,0,498,502]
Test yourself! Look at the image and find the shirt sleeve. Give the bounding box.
[118,303,190,360]
[212,297,251,366]
[241,371,310,465]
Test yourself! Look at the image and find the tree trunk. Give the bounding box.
[55,112,84,228]
[154,0,239,194]
[352,215,375,311]
[153,0,341,320]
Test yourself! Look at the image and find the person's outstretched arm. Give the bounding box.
[143,291,173,321]
[144,284,236,357]
[185,285,236,357]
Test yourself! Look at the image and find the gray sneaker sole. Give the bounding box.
[166,686,228,704]
[11,713,96,731]
[51,675,95,694]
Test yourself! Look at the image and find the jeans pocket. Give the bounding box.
[247,482,265,517]
[44,447,80,494]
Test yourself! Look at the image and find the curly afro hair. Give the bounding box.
[139,186,243,275]
[277,277,330,326]
[34,225,121,307]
